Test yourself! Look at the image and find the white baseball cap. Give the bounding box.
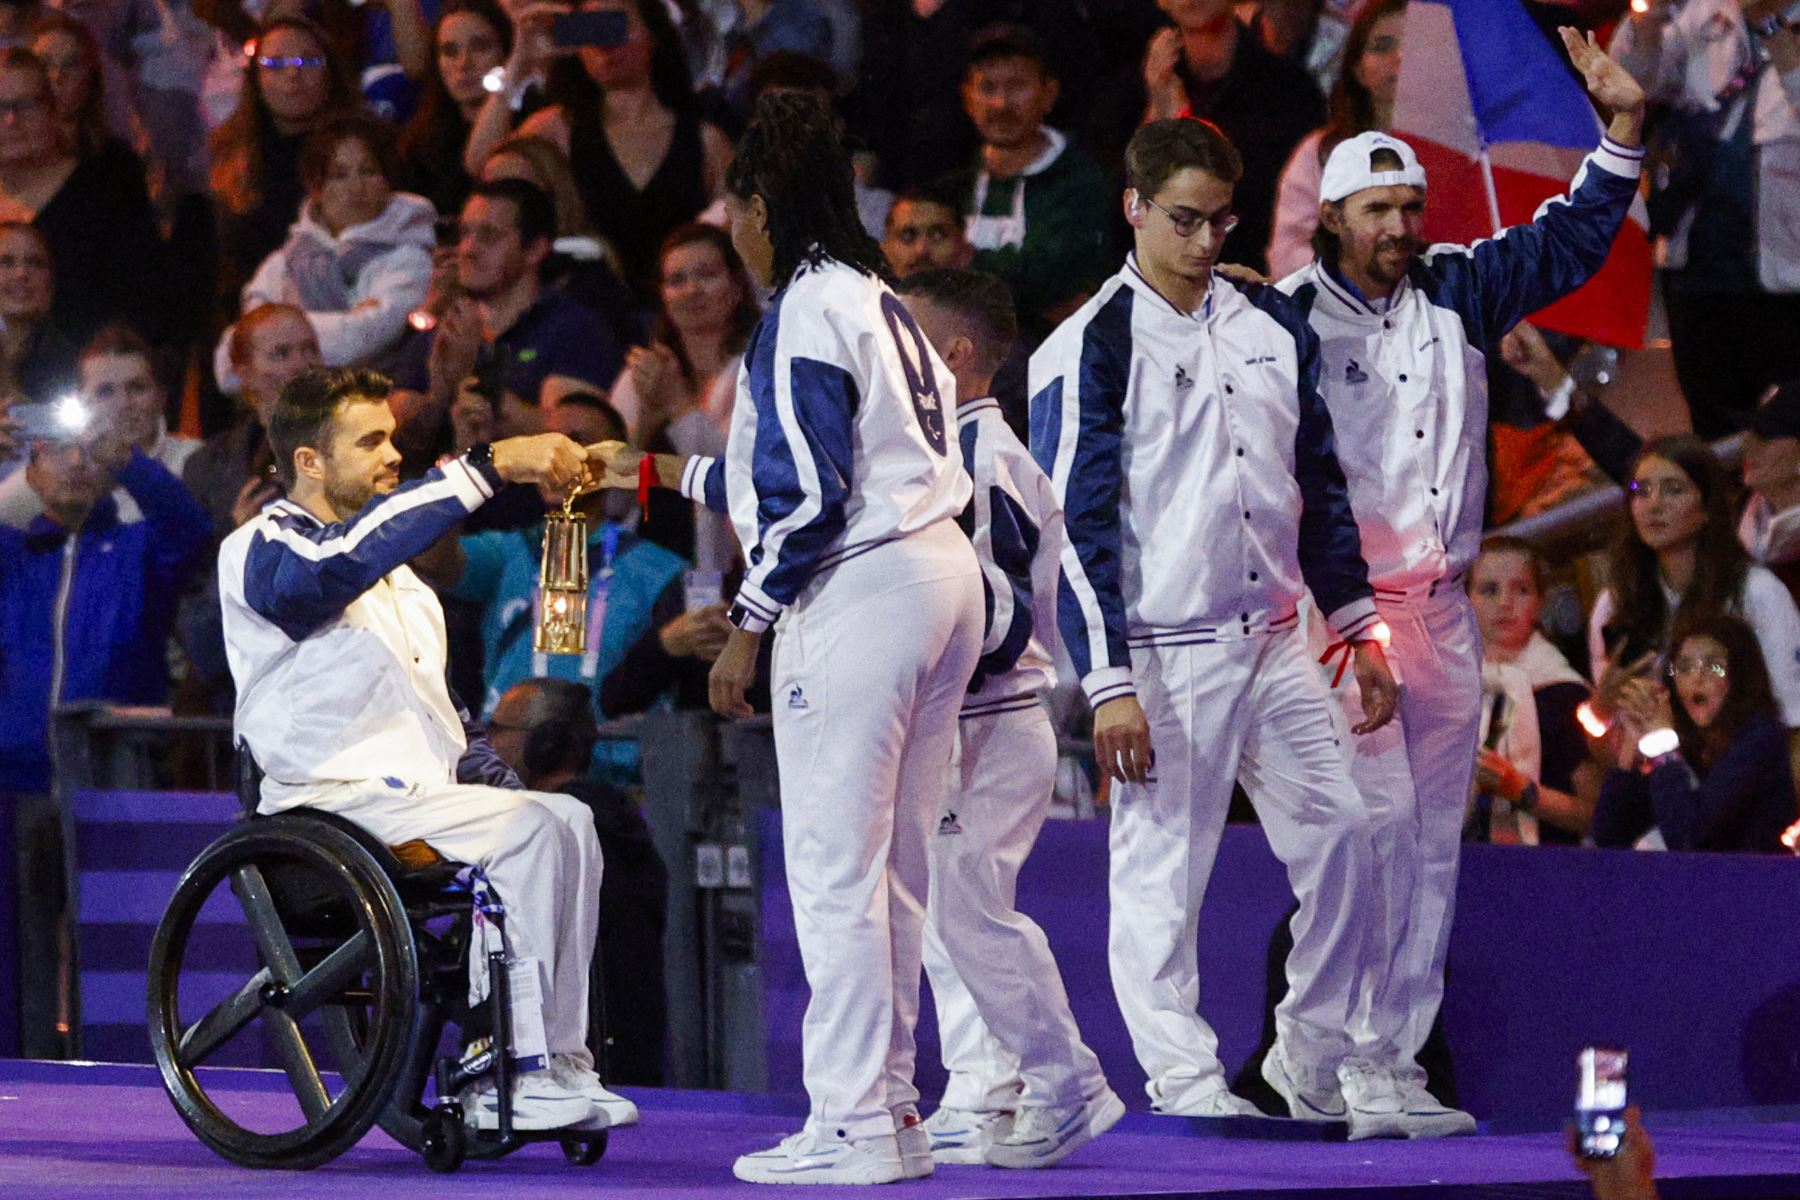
[1319,132,1428,204]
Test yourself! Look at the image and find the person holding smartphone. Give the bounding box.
[599,92,983,1184]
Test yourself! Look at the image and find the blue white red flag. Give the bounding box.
[1393,0,1652,347]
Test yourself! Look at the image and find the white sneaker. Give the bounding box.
[459,1069,594,1131]
[1152,1082,1263,1118]
[1336,1061,1409,1141]
[920,1105,1012,1165]
[549,1052,639,1128]
[891,1105,933,1178]
[1261,1046,1348,1122]
[986,1087,1125,1169]
[1394,1078,1477,1138]
[732,1128,905,1185]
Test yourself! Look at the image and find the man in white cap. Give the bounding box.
[1275,28,1646,1138]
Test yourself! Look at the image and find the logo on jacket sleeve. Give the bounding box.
[937,811,963,835]
[1344,359,1369,385]
[787,685,809,710]
[1173,365,1194,391]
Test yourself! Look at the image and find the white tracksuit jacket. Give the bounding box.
[679,257,972,629]
[1030,257,1380,708]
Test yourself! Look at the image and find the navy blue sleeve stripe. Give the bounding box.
[1033,286,1135,683]
[1242,285,1374,618]
[240,464,483,641]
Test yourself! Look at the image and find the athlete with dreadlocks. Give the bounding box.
[598,91,984,1184]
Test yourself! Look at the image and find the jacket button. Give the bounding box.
[1236,448,1244,457]
[1430,487,1440,496]
[1398,373,1408,382]
[1415,429,1425,438]
[1243,511,1251,519]
[1249,571,1259,582]
[1383,320,1392,330]
[1241,612,1250,621]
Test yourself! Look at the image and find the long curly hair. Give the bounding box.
[1666,610,1779,767]
[543,0,697,118]
[208,18,361,217]
[1601,436,1750,669]
[724,91,890,287]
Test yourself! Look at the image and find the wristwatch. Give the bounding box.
[727,602,757,632]
[465,442,493,470]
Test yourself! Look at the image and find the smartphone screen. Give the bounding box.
[1575,1046,1629,1159]
[551,10,629,48]
[684,569,723,611]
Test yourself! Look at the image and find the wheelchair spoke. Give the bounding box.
[283,931,372,1022]
[177,967,274,1066]
[231,864,304,986]
[266,1009,332,1121]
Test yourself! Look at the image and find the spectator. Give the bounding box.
[1737,380,1800,577]
[1589,436,1800,730]
[948,24,1116,341]
[467,0,732,298]
[214,115,434,386]
[1137,0,1326,273]
[0,322,196,526]
[485,676,670,1086]
[479,132,644,350]
[1267,0,1404,280]
[1611,0,1800,440]
[881,183,974,279]
[207,18,362,330]
[399,0,512,217]
[0,47,164,346]
[1251,0,1353,95]
[853,0,1099,192]
[1468,537,1604,843]
[596,577,738,717]
[0,221,76,407]
[609,223,755,572]
[609,223,752,448]
[1572,1105,1660,1200]
[1594,612,1799,852]
[29,12,129,164]
[179,303,322,712]
[391,178,625,470]
[416,391,688,716]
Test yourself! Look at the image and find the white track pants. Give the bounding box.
[773,523,984,1141]
[1313,588,1482,1078]
[1109,627,1376,1109]
[921,700,1108,1112]
[267,780,603,1069]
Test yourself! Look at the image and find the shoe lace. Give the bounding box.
[1009,1104,1067,1141]
[1340,1062,1398,1101]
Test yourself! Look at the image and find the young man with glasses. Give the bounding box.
[1276,29,1646,1137]
[1029,116,1400,1134]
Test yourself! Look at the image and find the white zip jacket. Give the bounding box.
[220,453,502,804]
[957,395,1060,713]
[1279,137,1644,594]
[678,257,972,631]
[1030,257,1379,707]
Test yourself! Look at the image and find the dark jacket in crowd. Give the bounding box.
[1593,715,1799,853]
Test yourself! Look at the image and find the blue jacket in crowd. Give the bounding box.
[0,451,212,793]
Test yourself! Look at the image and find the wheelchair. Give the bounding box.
[145,745,611,1173]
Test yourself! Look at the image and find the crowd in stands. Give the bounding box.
[0,0,1797,1055]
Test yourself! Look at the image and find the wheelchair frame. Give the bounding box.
[144,744,611,1173]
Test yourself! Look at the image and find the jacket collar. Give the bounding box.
[1312,257,1410,319]
[24,493,120,547]
[1121,253,1224,322]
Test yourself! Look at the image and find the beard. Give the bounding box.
[324,469,397,519]
[1361,234,1420,287]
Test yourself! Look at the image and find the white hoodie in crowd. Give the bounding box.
[213,191,437,391]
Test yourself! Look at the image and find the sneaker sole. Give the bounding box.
[929,1143,987,1166]
[467,1104,595,1132]
[985,1091,1126,1170]
[1402,1112,1478,1138]
[1260,1055,1348,1123]
[1346,1114,1411,1141]
[732,1156,905,1185]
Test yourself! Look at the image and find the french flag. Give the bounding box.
[1394,0,1652,348]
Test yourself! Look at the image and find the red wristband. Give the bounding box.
[637,453,655,519]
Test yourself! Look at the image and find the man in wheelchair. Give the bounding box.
[218,365,633,1134]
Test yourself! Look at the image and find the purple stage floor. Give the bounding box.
[3,1061,1798,1199]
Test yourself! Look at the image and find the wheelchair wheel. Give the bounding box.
[420,1108,466,1173]
[147,818,420,1170]
[562,1131,607,1166]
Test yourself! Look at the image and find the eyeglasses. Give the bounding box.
[1140,195,1239,240]
[256,55,326,70]
[889,224,960,248]
[1667,658,1728,680]
[1627,478,1692,501]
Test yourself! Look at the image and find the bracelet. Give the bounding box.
[1637,726,1680,759]
[637,453,655,519]
[1516,779,1541,813]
